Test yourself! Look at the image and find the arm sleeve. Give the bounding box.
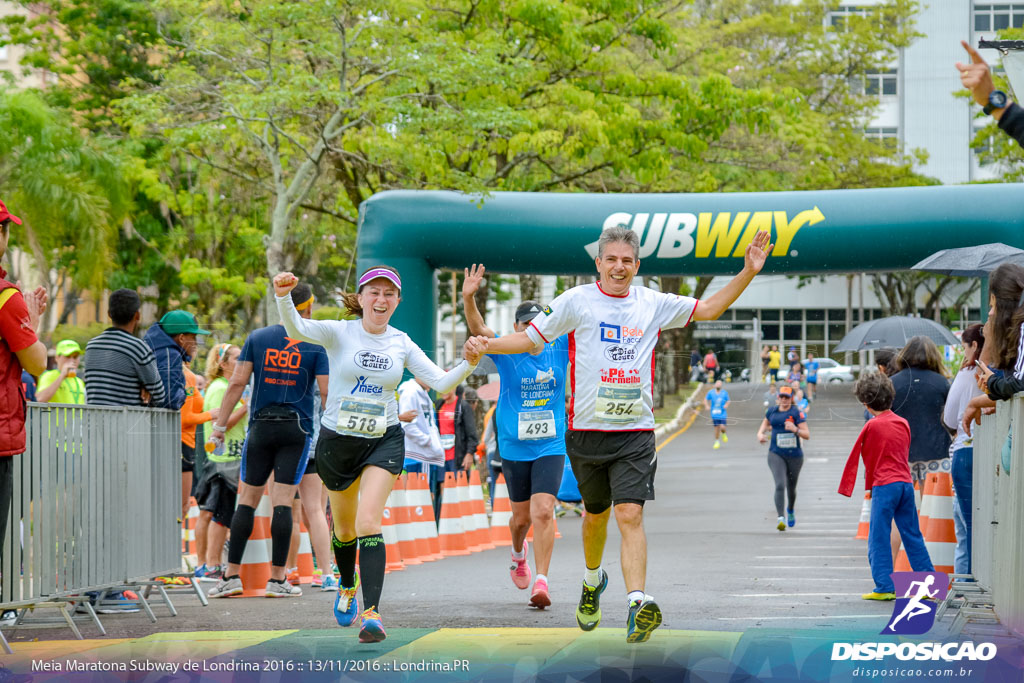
[987,372,1024,401]
[657,292,699,331]
[0,291,39,353]
[182,384,212,428]
[997,101,1024,150]
[404,338,476,394]
[157,350,187,410]
[399,389,432,448]
[276,294,338,349]
[526,290,580,346]
[138,352,168,408]
[838,427,867,497]
[943,371,967,431]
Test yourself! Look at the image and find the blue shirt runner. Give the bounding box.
[766,405,806,458]
[708,388,730,420]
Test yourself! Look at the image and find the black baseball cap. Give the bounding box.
[515,301,544,325]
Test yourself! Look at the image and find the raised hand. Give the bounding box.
[956,40,996,107]
[744,230,774,273]
[273,272,299,297]
[463,264,486,298]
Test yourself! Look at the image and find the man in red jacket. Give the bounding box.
[0,199,48,561]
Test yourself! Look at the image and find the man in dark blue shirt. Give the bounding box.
[206,283,329,599]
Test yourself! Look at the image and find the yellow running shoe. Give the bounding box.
[722,433,728,443]
[862,592,896,601]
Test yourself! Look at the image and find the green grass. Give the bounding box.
[654,382,702,425]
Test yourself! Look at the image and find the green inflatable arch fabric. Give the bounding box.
[356,184,1024,355]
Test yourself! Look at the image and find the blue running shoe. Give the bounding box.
[358,608,386,643]
[787,510,795,528]
[334,572,360,627]
[194,564,207,578]
[575,569,608,631]
[626,596,663,643]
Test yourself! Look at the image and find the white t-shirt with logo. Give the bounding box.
[525,283,698,432]
[277,295,476,437]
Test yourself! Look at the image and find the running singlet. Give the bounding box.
[240,324,329,433]
[708,389,729,419]
[525,283,698,431]
[276,295,476,437]
[806,360,819,382]
[766,406,805,457]
[490,337,569,461]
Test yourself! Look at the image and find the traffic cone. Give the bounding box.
[182,496,199,554]
[393,475,422,565]
[466,470,494,552]
[855,492,871,540]
[407,472,439,562]
[381,492,404,573]
[923,471,956,574]
[239,487,272,597]
[454,471,480,551]
[490,473,513,547]
[419,472,444,560]
[438,471,470,556]
[296,521,314,584]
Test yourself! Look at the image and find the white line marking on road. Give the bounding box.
[727,593,863,597]
[754,555,862,559]
[755,578,874,582]
[751,566,864,570]
[717,615,882,621]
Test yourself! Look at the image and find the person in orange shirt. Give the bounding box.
[181,362,218,521]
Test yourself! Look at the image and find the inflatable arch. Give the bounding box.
[356,184,1024,353]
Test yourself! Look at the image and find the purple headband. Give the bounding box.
[358,268,401,290]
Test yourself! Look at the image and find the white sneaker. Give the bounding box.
[207,576,243,598]
[264,579,302,597]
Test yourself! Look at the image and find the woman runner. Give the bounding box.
[757,385,810,531]
[272,267,486,643]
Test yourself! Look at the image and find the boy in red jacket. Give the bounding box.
[839,372,934,600]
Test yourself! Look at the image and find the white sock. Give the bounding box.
[584,566,603,587]
[535,573,548,586]
[511,545,526,561]
[627,590,645,605]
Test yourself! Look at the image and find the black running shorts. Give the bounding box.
[502,454,564,503]
[314,424,405,492]
[181,443,195,473]
[240,407,312,488]
[565,430,657,514]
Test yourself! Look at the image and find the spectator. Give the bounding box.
[180,362,216,522]
[875,348,898,377]
[787,346,799,365]
[36,340,86,405]
[763,381,778,407]
[144,310,210,410]
[890,336,952,566]
[943,324,984,575]
[21,370,36,402]
[689,348,702,382]
[83,289,166,407]
[703,348,718,383]
[760,345,771,381]
[434,385,479,522]
[964,263,1024,433]
[768,345,781,382]
[0,199,48,625]
[957,41,1024,149]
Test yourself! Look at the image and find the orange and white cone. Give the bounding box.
[439,471,470,556]
[296,521,315,584]
[466,470,494,552]
[239,487,272,597]
[381,494,404,573]
[855,492,871,540]
[182,496,199,555]
[419,472,444,561]
[393,475,422,565]
[923,469,956,574]
[407,472,438,562]
[490,474,513,547]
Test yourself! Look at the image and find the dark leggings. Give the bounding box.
[767,451,803,517]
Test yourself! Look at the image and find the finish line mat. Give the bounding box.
[3,627,1023,682]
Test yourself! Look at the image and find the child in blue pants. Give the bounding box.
[839,372,934,600]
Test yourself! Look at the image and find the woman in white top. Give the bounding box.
[942,323,985,576]
[273,266,486,644]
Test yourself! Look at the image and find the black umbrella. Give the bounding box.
[832,316,960,353]
[911,242,1024,277]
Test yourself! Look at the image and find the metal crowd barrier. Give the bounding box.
[971,394,1024,637]
[0,403,181,648]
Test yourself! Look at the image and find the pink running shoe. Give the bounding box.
[529,576,551,609]
[510,540,531,590]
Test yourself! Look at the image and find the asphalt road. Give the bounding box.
[9,381,895,642]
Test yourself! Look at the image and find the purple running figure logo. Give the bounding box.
[883,571,948,635]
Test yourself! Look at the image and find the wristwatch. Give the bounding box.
[984,90,1008,115]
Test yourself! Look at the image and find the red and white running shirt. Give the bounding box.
[525,282,698,432]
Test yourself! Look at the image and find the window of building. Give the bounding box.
[974,4,1024,31]
[762,324,780,340]
[735,309,755,321]
[973,124,996,164]
[828,323,848,341]
[761,309,780,321]
[865,127,899,148]
[864,70,898,96]
[806,309,826,321]
[784,324,802,341]
[828,309,847,321]
[784,309,802,321]
[806,323,826,340]
[829,5,869,30]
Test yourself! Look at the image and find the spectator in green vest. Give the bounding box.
[37,339,86,405]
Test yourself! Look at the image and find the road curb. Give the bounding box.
[654,382,706,446]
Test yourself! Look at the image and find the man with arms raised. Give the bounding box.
[484,226,772,642]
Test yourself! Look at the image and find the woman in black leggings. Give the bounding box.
[757,386,810,531]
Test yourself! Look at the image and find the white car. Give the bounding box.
[804,357,855,383]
